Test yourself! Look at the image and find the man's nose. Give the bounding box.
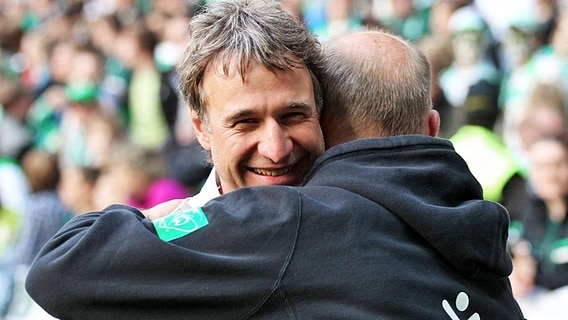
[257,121,293,163]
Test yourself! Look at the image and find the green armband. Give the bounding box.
[152,207,209,242]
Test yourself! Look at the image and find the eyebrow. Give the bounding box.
[223,109,255,125]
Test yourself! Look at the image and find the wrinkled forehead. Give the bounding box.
[205,50,303,81]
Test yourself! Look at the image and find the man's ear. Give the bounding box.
[190,108,211,150]
[425,109,440,137]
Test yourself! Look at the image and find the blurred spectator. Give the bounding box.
[474,0,538,42]
[91,165,129,211]
[26,39,77,154]
[0,201,19,259]
[450,80,526,220]
[0,152,30,221]
[9,148,68,267]
[520,135,568,291]
[0,13,24,78]
[87,13,130,119]
[114,21,177,151]
[58,165,101,215]
[416,34,454,137]
[101,142,190,210]
[509,136,568,320]
[66,45,105,92]
[58,81,105,168]
[500,14,562,156]
[57,44,122,169]
[31,38,76,101]
[84,111,125,168]
[0,197,19,316]
[438,5,502,111]
[500,14,546,74]
[514,83,568,174]
[151,14,188,73]
[0,75,32,161]
[17,29,48,92]
[499,14,548,131]
[531,9,568,101]
[146,12,211,189]
[151,13,190,143]
[0,147,66,318]
[0,154,27,317]
[503,9,568,118]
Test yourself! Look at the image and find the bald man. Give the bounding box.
[26,30,524,319]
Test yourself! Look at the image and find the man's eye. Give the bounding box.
[236,118,255,124]
[282,112,306,123]
[233,118,257,128]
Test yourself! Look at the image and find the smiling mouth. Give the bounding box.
[251,165,294,176]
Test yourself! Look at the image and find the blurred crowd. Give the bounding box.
[0,0,567,318]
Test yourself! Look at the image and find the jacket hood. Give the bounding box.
[303,135,512,280]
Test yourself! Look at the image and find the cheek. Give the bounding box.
[214,128,259,152]
[209,134,245,166]
[208,133,228,155]
[293,123,324,151]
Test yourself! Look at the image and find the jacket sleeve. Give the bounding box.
[25,187,301,320]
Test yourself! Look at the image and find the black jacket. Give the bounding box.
[25,135,525,319]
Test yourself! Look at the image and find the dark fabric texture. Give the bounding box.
[25,135,525,319]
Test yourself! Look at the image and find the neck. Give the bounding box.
[215,172,223,195]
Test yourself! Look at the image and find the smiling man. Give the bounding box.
[174,0,324,205]
[191,59,323,193]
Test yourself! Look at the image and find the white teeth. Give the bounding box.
[252,166,293,176]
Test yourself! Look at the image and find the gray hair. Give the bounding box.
[321,30,432,137]
[177,0,324,124]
